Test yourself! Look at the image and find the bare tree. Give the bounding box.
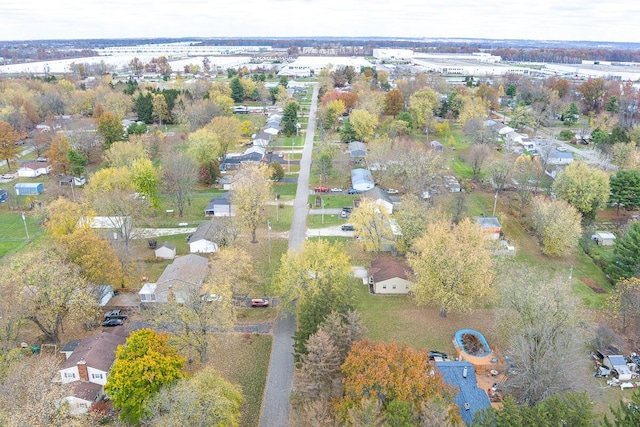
[465,143,492,181]
[498,267,586,405]
[162,153,198,217]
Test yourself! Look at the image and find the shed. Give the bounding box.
[594,232,616,246]
[430,140,444,152]
[351,168,375,192]
[436,361,491,425]
[155,242,177,259]
[475,217,501,240]
[14,182,44,195]
[0,189,7,202]
[605,355,634,380]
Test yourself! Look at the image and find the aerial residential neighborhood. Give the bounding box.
[2,9,640,426]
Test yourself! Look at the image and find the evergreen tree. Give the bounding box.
[610,170,640,214]
[608,222,640,282]
[135,92,154,124]
[230,77,245,103]
[339,118,357,142]
[282,100,299,136]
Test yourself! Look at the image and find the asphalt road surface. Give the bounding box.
[259,83,319,427]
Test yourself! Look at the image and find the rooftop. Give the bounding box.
[61,331,126,372]
[437,361,491,425]
[369,256,413,283]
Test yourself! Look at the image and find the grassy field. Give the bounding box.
[307,194,357,209]
[307,213,345,228]
[0,210,43,258]
[208,334,272,427]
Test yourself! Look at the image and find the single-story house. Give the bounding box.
[263,126,279,136]
[155,242,177,259]
[0,189,7,202]
[605,354,634,380]
[351,168,375,192]
[436,361,491,425]
[363,187,394,214]
[348,141,367,158]
[14,182,44,195]
[189,220,219,254]
[222,147,265,171]
[475,217,502,240]
[17,161,51,178]
[58,330,127,415]
[430,140,444,152]
[139,253,209,303]
[593,231,616,246]
[547,151,574,165]
[368,256,414,294]
[204,192,233,217]
[252,132,272,148]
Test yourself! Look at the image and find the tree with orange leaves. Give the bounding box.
[338,340,460,425]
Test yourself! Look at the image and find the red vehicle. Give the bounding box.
[314,186,329,193]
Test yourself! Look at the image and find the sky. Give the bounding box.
[1,0,640,44]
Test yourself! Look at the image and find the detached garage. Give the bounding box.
[14,182,44,195]
[351,168,375,192]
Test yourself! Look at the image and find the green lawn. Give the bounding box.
[272,182,298,198]
[307,213,345,228]
[263,204,293,232]
[307,194,358,209]
[0,210,43,258]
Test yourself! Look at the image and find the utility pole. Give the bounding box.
[492,190,498,217]
[21,212,30,241]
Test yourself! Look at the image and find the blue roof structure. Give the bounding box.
[351,168,375,191]
[436,361,491,425]
[550,151,574,159]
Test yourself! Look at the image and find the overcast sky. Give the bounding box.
[1,0,639,43]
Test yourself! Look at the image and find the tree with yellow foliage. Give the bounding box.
[409,218,495,317]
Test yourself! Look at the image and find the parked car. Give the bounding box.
[386,188,399,194]
[36,157,47,162]
[314,186,329,193]
[342,206,353,212]
[251,298,270,307]
[348,188,361,194]
[428,350,449,361]
[202,294,222,302]
[0,174,15,180]
[104,310,128,320]
[330,188,343,192]
[556,146,568,152]
[102,318,124,327]
[340,211,350,218]
[341,224,355,231]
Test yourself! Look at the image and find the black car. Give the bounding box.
[348,188,361,195]
[341,224,355,231]
[428,350,449,361]
[102,318,124,327]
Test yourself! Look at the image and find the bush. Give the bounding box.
[558,130,575,141]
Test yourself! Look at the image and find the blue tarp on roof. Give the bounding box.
[436,361,491,425]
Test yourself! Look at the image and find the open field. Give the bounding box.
[0,210,43,258]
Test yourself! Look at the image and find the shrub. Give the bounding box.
[558,130,575,141]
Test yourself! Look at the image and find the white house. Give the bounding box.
[189,220,219,254]
[17,161,51,178]
[155,242,176,259]
[351,168,375,192]
[139,254,209,303]
[363,187,394,214]
[368,257,414,295]
[204,192,234,217]
[57,331,126,415]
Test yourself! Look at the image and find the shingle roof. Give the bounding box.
[19,161,50,169]
[61,331,126,372]
[71,381,103,401]
[369,256,413,283]
[436,361,491,425]
[158,242,176,250]
[190,220,217,243]
[157,254,208,285]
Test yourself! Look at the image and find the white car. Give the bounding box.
[330,188,343,192]
[1,174,15,180]
[556,146,568,152]
[386,188,399,194]
[202,294,222,302]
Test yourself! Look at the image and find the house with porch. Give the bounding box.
[139,253,209,303]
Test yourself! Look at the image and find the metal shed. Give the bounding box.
[14,182,44,195]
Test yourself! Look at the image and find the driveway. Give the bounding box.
[260,83,319,427]
[306,226,354,238]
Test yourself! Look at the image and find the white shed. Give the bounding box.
[155,242,176,259]
[594,232,616,246]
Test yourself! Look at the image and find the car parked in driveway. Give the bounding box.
[104,309,128,320]
[341,224,355,231]
[202,294,222,302]
[314,186,329,193]
[348,188,361,194]
[386,188,399,194]
[102,318,124,327]
[251,298,270,307]
[556,146,568,152]
[0,174,15,180]
[330,188,343,192]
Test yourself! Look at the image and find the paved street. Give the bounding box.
[259,83,319,427]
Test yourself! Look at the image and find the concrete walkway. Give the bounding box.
[259,83,319,427]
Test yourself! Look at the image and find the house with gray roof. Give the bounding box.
[351,168,375,192]
[139,254,209,303]
[348,141,367,158]
[189,220,220,254]
[204,192,234,217]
